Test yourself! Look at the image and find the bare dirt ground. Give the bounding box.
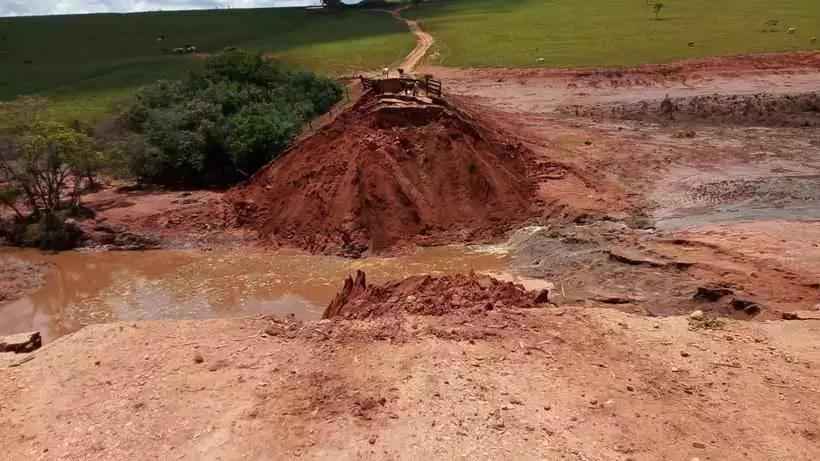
[2,280,819,460]
[418,51,820,319]
[78,184,246,250]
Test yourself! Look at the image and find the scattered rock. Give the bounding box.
[0,331,42,354]
[782,312,800,320]
[193,352,204,364]
[692,441,707,449]
[731,298,762,315]
[680,351,690,357]
[689,310,705,321]
[533,289,550,304]
[693,286,733,302]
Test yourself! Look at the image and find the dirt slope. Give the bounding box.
[229,93,534,257]
[2,301,819,460]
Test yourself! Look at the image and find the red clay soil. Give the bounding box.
[228,93,535,257]
[423,51,820,86]
[323,270,551,319]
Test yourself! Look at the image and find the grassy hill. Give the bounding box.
[0,8,415,122]
[405,0,820,68]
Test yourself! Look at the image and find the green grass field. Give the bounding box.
[0,8,415,123]
[405,0,820,68]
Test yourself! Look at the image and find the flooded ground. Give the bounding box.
[0,246,513,343]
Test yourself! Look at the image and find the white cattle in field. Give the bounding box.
[382,67,389,77]
[788,27,797,34]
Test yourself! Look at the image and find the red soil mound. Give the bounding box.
[228,93,534,257]
[323,270,551,319]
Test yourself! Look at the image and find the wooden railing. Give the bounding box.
[359,75,443,98]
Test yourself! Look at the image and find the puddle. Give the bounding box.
[0,246,512,342]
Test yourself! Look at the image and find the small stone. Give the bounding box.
[533,289,550,304]
[543,405,552,411]
[782,312,800,320]
[689,310,704,321]
[589,399,598,406]
[368,436,377,445]
[626,385,634,392]
[680,351,690,357]
[0,331,42,354]
[193,352,204,364]
[692,441,706,449]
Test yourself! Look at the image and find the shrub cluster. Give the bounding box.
[124,50,343,185]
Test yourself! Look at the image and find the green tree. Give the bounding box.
[0,118,100,215]
[124,49,343,186]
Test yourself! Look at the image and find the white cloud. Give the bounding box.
[0,0,321,17]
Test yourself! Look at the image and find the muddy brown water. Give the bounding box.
[0,246,527,343]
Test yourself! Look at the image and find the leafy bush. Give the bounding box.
[124,50,343,185]
[0,97,101,251]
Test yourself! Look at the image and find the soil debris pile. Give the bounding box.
[229,93,534,257]
[323,270,549,319]
[560,91,820,127]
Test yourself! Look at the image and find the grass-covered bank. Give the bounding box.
[0,8,415,123]
[405,0,820,68]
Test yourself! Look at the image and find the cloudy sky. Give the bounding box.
[0,0,324,17]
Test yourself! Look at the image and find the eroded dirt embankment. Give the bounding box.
[228,93,536,257]
[324,270,550,319]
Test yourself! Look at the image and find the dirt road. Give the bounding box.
[393,6,434,73]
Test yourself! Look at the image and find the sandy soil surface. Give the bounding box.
[2,290,819,460]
